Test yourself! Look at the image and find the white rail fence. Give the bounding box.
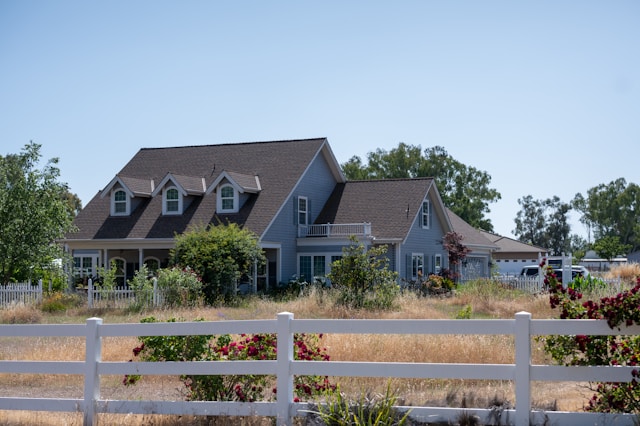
[1,312,638,426]
[0,280,43,305]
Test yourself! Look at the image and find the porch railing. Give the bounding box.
[298,222,371,238]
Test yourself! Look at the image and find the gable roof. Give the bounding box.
[68,138,341,240]
[479,230,548,254]
[152,173,206,196]
[445,208,498,251]
[315,178,452,242]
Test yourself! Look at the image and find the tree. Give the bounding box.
[0,142,76,284]
[592,236,630,262]
[171,222,266,304]
[513,195,572,255]
[441,231,470,281]
[573,178,640,252]
[341,143,501,231]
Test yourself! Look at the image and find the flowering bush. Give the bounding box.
[124,317,335,402]
[541,259,640,413]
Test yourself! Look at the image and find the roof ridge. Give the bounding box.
[347,177,434,183]
[138,137,327,152]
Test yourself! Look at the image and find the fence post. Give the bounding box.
[87,278,93,308]
[84,317,103,426]
[38,279,43,303]
[276,312,294,426]
[514,311,531,426]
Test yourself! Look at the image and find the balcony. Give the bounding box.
[298,223,371,238]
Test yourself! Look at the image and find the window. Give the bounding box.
[434,254,442,274]
[144,258,160,276]
[73,256,95,280]
[298,196,308,225]
[421,199,430,229]
[164,187,180,214]
[111,189,129,215]
[217,184,238,213]
[299,254,332,284]
[412,253,424,279]
[108,258,125,286]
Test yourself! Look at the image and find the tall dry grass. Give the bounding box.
[0,280,602,424]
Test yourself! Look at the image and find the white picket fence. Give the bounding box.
[0,280,43,305]
[0,312,638,426]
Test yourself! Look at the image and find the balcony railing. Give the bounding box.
[298,223,371,238]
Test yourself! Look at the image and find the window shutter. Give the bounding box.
[308,199,312,224]
[406,254,412,280]
[293,196,298,225]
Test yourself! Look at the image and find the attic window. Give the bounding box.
[163,186,182,215]
[217,184,238,213]
[421,199,430,229]
[111,189,129,216]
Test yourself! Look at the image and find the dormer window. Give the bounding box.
[163,186,182,215]
[217,184,238,213]
[111,189,130,216]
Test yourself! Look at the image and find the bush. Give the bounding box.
[124,317,335,402]
[540,260,640,413]
[328,237,400,310]
[40,292,81,312]
[155,267,204,308]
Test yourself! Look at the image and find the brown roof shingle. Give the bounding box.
[69,138,329,240]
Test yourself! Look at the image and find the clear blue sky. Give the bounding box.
[1,1,638,240]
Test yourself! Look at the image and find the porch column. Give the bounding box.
[138,248,144,272]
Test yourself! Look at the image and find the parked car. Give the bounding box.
[519,265,589,282]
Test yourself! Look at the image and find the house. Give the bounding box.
[479,230,548,276]
[62,138,491,290]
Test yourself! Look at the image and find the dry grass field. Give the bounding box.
[1,266,638,425]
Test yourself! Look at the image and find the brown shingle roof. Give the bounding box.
[69,138,329,240]
[445,208,498,249]
[315,178,439,241]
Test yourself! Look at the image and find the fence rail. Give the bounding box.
[0,312,638,425]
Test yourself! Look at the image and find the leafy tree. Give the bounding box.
[171,222,265,304]
[573,178,640,252]
[341,143,501,231]
[592,236,630,262]
[0,142,76,284]
[513,195,572,255]
[441,231,470,281]
[328,236,399,310]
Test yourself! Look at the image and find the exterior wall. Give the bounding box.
[262,151,340,283]
[493,253,541,276]
[399,193,448,282]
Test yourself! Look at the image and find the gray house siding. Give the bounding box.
[261,149,340,282]
[399,196,448,281]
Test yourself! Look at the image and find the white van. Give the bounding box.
[519,265,589,281]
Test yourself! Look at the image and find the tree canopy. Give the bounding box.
[341,143,501,231]
[0,142,77,283]
[573,178,640,253]
[171,222,266,304]
[513,195,572,255]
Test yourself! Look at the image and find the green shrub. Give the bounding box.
[156,267,204,307]
[124,317,335,402]
[329,236,400,310]
[540,261,640,413]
